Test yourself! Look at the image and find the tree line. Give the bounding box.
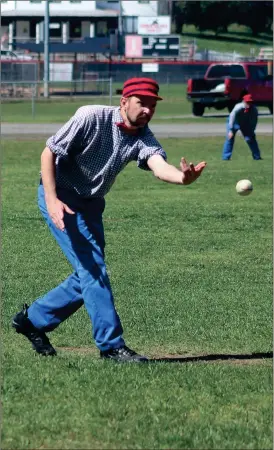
[172,1,273,36]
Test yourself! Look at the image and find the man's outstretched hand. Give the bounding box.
[180,157,207,185]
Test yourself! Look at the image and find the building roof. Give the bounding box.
[2,9,119,17]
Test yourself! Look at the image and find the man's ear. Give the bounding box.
[120,97,127,108]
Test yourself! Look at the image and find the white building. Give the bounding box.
[1,1,170,48]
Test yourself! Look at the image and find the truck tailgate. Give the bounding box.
[189,78,226,92]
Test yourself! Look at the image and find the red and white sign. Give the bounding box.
[138,16,171,35]
[125,35,143,58]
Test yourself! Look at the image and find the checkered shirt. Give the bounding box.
[46,105,167,198]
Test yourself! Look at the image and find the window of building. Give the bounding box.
[30,1,42,3]
[97,21,108,36]
[69,20,82,38]
[123,17,138,34]
[138,1,150,3]
[49,22,62,38]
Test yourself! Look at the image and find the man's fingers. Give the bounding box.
[47,200,74,231]
[52,216,65,231]
[55,203,74,230]
[64,204,75,215]
[180,157,188,170]
[181,158,206,173]
[195,162,207,172]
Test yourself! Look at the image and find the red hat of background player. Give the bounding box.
[122,77,163,100]
[243,94,253,103]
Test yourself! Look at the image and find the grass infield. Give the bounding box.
[2,136,272,449]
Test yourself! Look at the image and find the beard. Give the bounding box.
[127,113,151,127]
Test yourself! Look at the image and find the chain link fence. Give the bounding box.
[1,62,38,82]
[1,79,113,118]
[1,78,112,97]
[1,60,211,87]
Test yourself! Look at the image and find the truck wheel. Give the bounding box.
[192,103,205,116]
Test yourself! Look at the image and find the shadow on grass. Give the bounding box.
[151,351,273,364]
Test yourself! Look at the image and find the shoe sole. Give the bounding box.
[100,356,149,363]
[12,319,57,356]
[12,319,22,332]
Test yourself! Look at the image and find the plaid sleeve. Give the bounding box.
[137,130,167,171]
[46,107,94,157]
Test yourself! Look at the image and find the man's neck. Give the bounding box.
[120,109,139,131]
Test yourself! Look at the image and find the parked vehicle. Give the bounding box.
[1,50,33,60]
[187,62,273,116]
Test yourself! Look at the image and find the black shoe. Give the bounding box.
[12,304,57,356]
[100,345,148,363]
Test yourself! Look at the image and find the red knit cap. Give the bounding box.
[243,94,253,103]
[122,77,163,100]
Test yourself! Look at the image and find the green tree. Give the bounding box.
[172,0,188,34]
[235,1,273,35]
[173,1,233,35]
[172,0,272,36]
[196,1,233,34]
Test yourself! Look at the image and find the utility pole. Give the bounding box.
[118,0,123,35]
[44,0,50,98]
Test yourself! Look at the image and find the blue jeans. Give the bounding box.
[27,184,125,351]
[222,120,261,160]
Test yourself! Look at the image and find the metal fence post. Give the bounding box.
[44,0,50,98]
[31,83,36,119]
[109,77,113,106]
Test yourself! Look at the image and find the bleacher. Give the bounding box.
[257,47,273,61]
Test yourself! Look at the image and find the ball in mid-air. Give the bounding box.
[236,179,253,196]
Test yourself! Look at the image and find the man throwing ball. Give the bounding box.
[12,77,206,362]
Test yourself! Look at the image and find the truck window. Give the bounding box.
[207,65,246,78]
[248,65,268,80]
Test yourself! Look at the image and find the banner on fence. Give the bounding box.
[49,63,73,81]
[137,16,171,35]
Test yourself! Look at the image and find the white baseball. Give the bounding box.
[236,179,253,196]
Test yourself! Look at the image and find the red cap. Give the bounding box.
[122,77,163,100]
[243,94,253,103]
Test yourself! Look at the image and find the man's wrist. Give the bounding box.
[44,187,57,201]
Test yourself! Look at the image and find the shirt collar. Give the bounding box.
[114,107,145,136]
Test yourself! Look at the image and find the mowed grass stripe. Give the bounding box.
[2,136,272,449]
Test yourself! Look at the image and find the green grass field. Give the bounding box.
[182,24,272,57]
[2,84,197,123]
[2,136,272,449]
[1,89,272,124]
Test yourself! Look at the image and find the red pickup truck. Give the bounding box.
[187,62,273,116]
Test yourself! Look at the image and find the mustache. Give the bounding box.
[138,114,150,120]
